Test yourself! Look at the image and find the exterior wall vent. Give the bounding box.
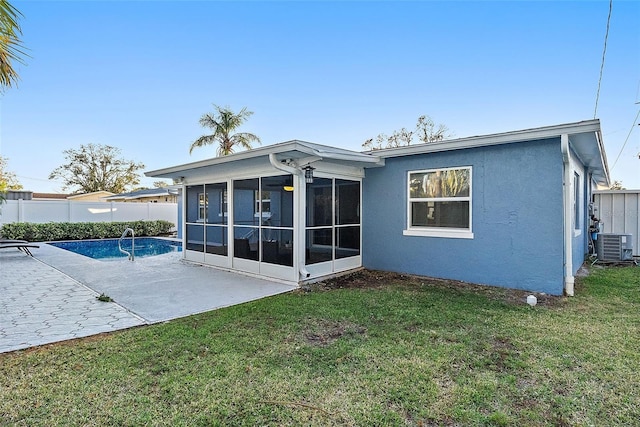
[596,233,634,262]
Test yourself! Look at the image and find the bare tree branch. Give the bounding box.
[363,115,453,150]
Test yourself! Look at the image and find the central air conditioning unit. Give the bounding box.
[596,233,634,261]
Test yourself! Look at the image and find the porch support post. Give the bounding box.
[297,174,310,280]
[268,154,309,281]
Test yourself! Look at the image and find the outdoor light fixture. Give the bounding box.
[304,165,315,184]
[283,185,294,192]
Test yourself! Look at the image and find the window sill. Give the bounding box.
[403,228,474,239]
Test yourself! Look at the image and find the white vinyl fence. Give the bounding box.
[593,190,640,256]
[0,200,177,228]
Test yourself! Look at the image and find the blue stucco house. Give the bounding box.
[147,119,609,296]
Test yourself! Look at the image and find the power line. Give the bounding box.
[16,174,63,183]
[610,108,640,171]
[594,0,612,119]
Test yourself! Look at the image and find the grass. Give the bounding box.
[1,266,639,426]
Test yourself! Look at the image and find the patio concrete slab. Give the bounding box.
[1,243,296,353]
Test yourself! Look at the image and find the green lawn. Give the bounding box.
[1,266,638,426]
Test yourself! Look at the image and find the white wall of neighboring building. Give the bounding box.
[594,190,640,256]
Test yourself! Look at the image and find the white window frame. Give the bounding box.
[573,169,582,237]
[197,192,207,222]
[403,166,473,239]
[218,189,228,217]
[254,189,272,219]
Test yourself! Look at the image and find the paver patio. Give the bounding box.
[1,250,143,353]
[0,244,296,353]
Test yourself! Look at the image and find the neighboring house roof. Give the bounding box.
[8,191,116,201]
[104,187,176,201]
[67,191,115,201]
[32,192,70,200]
[146,120,609,187]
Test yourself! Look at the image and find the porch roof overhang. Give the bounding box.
[368,119,610,187]
[146,140,385,181]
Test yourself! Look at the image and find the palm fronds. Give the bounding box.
[190,105,261,156]
[0,0,27,90]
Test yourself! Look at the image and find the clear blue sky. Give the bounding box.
[1,0,639,192]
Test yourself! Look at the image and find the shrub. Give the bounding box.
[0,220,174,241]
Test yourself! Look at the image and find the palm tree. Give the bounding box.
[0,0,26,90]
[189,105,261,156]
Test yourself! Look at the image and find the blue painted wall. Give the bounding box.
[363,138,568,295]
[234,189,257,225]
[185,186,202,223]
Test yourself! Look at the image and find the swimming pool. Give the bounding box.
[48,238,182,261]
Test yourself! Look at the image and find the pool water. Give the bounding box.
[49,238,182,260]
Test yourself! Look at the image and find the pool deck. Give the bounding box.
[1,243,297,354]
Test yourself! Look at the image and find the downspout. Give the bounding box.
[268,154,311,280]
[268,153,300,176]
[561,134,574,296]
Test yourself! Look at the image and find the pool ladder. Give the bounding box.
[118,228,135,261]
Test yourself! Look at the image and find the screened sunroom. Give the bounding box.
[147,141,383,284]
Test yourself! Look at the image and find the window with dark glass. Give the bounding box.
[205,183,228,255]
[260,175,294,266]
[186,185,205,251]
[408,167,471,230]
[306,178,361,265]
[306,178,334,264]
[186,185,204,224]
[233,176,294,266]
[186,183,228,255]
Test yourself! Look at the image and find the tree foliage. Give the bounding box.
[0,0,27,91]
[609,180,625,190]
[0,155,22,192]
[190,104,261,156]
[49,144,145,194]
[363,115,452,151]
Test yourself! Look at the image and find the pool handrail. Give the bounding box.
[118,228,135,261]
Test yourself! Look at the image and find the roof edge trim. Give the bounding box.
[367,120,602,158]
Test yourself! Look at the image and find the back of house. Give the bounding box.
[147,119,609,296]
[363,120,609,295]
